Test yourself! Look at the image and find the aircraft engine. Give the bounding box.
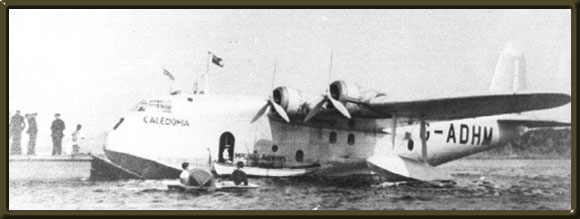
[272,86,307,116]
[303,80,385,122]
[318,80,385,119]
[329,80,362,103]
[329,80,382,104]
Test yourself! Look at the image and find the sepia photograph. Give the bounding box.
[8,9,572,211]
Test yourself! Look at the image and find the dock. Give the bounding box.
[9,154,93,181]
[9,154,145,181]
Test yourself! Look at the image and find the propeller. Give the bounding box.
[303,92,351,123]
[251,61,290,123]
[303,49,351,123]
[251,98,290,123]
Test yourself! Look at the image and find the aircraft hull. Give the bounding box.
[101,148,371,179]
[104,149,181,179]
[102,94,564,181]
[103,94,383,179]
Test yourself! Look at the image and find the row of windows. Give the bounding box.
[270,145,304,162]
[265,133,355,163]
[329,132,356,145]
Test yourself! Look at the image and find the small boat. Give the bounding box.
[167,181,259,192]
[213,162,319,177]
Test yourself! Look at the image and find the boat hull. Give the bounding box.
[213,162,319,177]
[167,181,259,192]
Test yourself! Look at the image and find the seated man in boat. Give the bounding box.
[231,161,248,186]
[180,162,216,189]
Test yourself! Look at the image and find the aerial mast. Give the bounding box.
[201,51,211,95]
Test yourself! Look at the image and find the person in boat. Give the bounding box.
[179,162,192,185]
[249,150,259,167]
[231,161,248,186]
[180,162,216,189]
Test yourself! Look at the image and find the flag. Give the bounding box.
[163,69,175,81]
[211,53,224,67]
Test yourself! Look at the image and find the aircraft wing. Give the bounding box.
[365,92,571,121]
[497,119,571,128]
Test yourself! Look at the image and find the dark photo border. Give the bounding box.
[1,0,576,217]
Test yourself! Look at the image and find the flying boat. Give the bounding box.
[101,44,571,181]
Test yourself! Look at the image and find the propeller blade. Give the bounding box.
[327,94,351,119]
[269,100,290,123]
[303,97,326,122]
[251,102,270,123]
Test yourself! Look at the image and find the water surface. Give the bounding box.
[9,159,571,210]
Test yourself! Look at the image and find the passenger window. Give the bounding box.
[295,150,304,162]
[347,133,355,145]
[405,132,413,151]
[329,132,337,144]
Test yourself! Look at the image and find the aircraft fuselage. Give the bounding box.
[104,94,519,179]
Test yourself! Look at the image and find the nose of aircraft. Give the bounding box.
[103,129,113,151]
[104,117,126,151]
[104,126,123,152]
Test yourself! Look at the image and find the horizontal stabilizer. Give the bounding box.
[366,154,450,181]
[498,119,571,128]
[367,93,571,121]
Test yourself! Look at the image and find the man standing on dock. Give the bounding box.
[51,113,66,155]
[9,110,26,155]
[71,124,84,155]
[26,113,38,155]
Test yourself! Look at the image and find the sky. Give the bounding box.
[9,9,571,146]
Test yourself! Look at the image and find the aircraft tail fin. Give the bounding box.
[489,43,527,93]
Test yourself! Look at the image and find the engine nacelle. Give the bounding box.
[272,86,307,116]
[329,80,383,103]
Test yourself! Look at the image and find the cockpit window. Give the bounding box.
[132,100,148,112]
[131,99,172,113]
[149,100,172,113]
